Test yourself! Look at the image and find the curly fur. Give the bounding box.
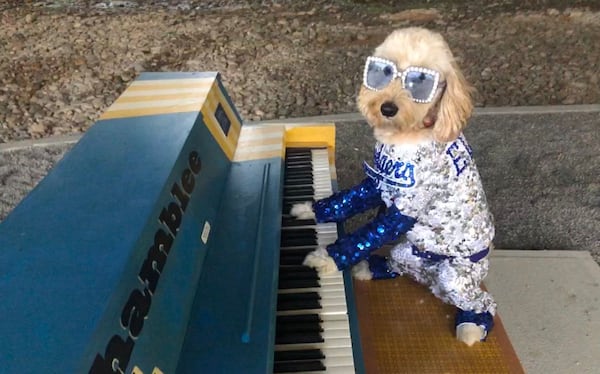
[357,27,474,144]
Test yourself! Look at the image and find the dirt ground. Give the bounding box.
[1,0,599,142]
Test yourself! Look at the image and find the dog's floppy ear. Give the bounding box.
[433,60,474,143]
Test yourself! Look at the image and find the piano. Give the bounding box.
[0,72,365,373]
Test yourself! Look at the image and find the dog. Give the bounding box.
[290,27,496,346]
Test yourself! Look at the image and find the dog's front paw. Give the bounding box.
[456,323,486,346]
[352,260,373,280]
[303,247,338,275]
[290,202,316,220]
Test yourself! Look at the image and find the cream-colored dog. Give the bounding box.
[292,27,496,346]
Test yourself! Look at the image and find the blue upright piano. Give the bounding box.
[0,72,364,374]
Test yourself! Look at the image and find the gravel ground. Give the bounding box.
[1,0,599,142]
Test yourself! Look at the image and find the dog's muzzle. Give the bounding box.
[380,101,398,117]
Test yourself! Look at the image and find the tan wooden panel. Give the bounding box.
[354,274,524,374]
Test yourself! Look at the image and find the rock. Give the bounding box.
[25,13,36,23]
[109,1,137,8]
[28,122,47,136]
[379,9,441,23]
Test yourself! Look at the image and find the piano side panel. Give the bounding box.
[176,157,283,374]
[0,112,220,372]
[0,71,242,373]
[80,114,233,373]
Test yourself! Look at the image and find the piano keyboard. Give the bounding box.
[274,148,356,374]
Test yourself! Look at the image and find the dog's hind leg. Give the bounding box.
[426,257,497,345]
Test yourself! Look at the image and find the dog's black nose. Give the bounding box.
[380,102,399,117]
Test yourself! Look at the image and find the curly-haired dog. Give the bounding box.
[291,27,496,345]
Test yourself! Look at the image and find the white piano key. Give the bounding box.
[274,336,352,351]
[320,319,354,332]
[276,303,347,317]
[276,148,356,373]
[278,282,345,295]
[291,366,356,374]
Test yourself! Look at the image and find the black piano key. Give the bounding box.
[285,165,313,172]
[277,291,320,301]
[277,314,322,324]
[276,331,324,345]
[277,292,321,309]
[281,217,316,227]
[284,186,314,196]
[280,265,318,274]
[284,161,312,168]
[284,180,313,189]
[279,267,319,281]
[273,360,326,373]
[284,180,312,187]
[282,229,316,239]
[279,247,317,257]
[277,299,321,311]
[280,236,317,247]
[280,232,316,242]
[275,313,323,326]
[284,178,313,186]
[275,320,323,334]
[284,161,310,167]
[274,349,325,362]
[278,278,320,289]
[277,292,321,311]
[285,148,313,155]
[280,248,315,256]
[280,255,307,266]
[285,151,310,157]
[285,170,313,178]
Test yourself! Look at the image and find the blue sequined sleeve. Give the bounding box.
[326,205,416,270]
[313,178,381,223]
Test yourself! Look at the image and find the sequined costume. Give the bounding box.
[311,134,496,336]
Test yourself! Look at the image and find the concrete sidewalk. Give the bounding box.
[1,105,599,373]
[487,250,600,374]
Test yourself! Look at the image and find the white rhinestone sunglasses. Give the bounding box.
[363,56,442,103]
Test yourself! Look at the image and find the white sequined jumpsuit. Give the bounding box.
[364,134,497,315]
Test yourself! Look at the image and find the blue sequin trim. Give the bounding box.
[326,205,416,270]
[367,254,398,280]
[312,178,381,223]
[455,309,494,340]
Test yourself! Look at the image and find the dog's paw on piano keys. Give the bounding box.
[290,201,316,220]
[303,247,339,275]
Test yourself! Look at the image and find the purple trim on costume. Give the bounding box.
[367,254,398,280]
[411,246,490,263]
[455,309,494,340]
[326,205,416,270]
[312,177,381,223]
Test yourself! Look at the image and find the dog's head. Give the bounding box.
[357,27,473,144]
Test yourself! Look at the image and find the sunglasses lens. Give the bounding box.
[404,70,437,102]
[365,60,394,90]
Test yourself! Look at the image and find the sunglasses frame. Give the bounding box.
[363,56,441,104]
